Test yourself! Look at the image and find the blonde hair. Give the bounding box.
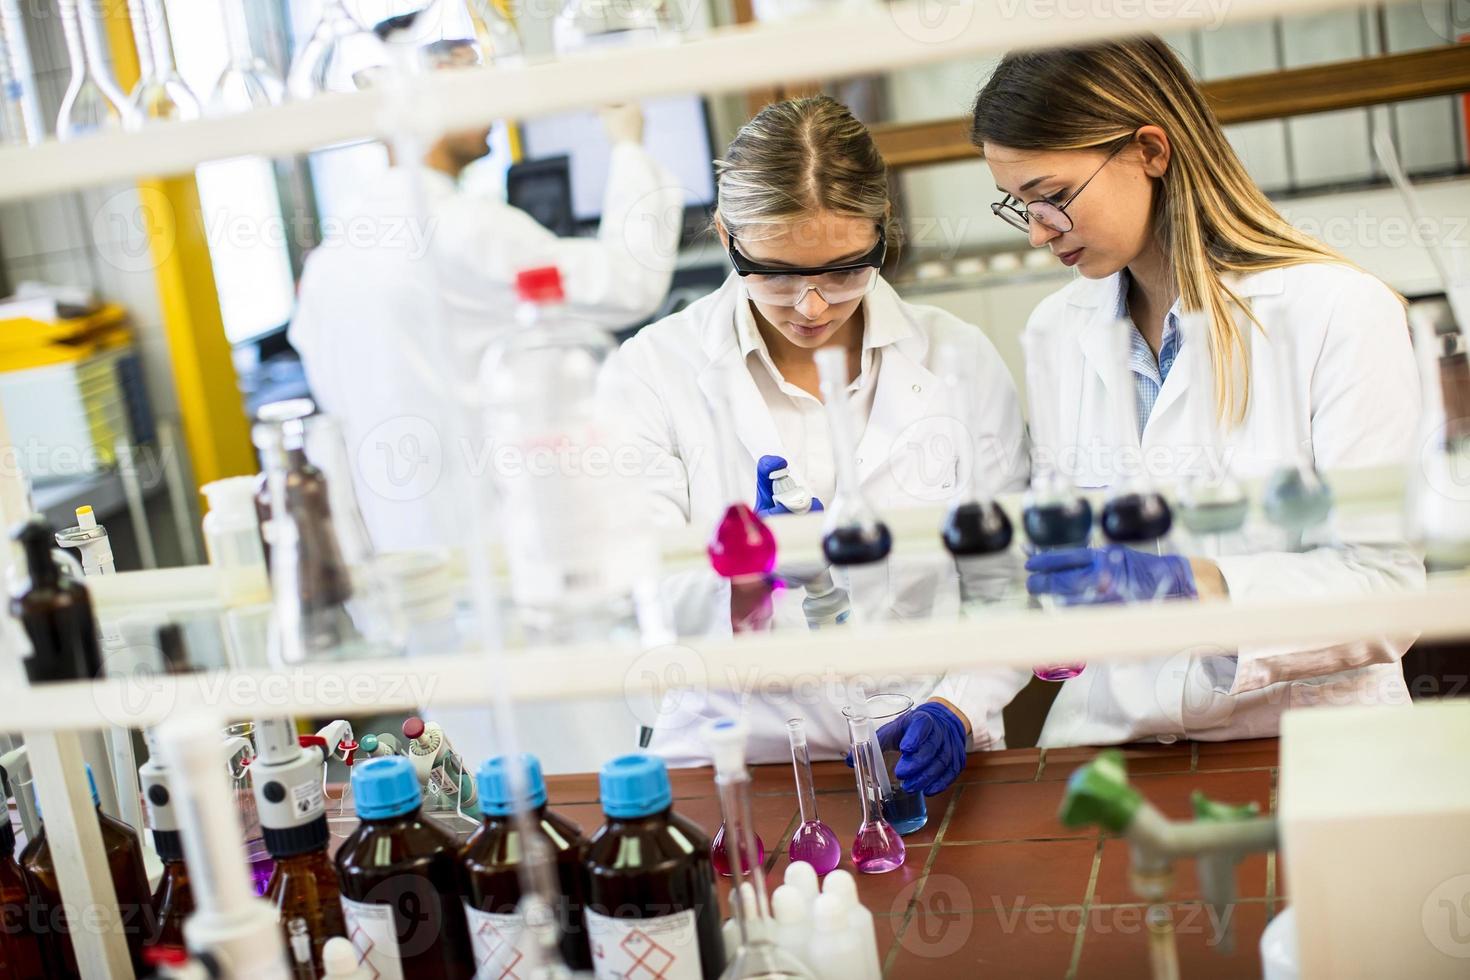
[715,95,893,242]
[971,36,1351,423]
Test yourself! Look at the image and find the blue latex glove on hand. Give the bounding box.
[755,454,824,516]
[877,701,970,797]
[1025,546,1197,605]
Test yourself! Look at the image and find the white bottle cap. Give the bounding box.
[736,881,759,916]
[322,937,362,977]
[701,717,749,778]
[202,475,261,517]
[784,858,820,899]
[813,892,849,931]
[771,885,810,925]
[823,868,858,906]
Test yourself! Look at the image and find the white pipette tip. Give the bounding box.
[74,505,96,530]
[701,717,750,777]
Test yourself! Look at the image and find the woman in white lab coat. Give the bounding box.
[971,36,1424,746]
[612,96,1032,780]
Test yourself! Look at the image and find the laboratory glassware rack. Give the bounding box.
[2,0,1467,975]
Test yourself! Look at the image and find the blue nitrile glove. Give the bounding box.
[877,701,970,797]
[1025,546,1196,605]
[755,454,824,517]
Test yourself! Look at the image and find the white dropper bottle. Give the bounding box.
[772,884,816,971]
[822,869,881,980]
[807,892,871,980]
[783,858,820,907]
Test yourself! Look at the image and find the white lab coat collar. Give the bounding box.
[696,273,938,485]
[1070,267,1285,447]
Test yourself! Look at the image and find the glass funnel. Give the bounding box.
[125,0,201,126]
[210,0,284,113]
[56,0,131,139]
[287,0,390,99]
[702,719,814,979]
[785,719,839,875]
[814,347,891,623]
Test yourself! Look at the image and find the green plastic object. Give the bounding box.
[1191,791,1260,823]
[1059,749,1143,833]
[360,734,380,753]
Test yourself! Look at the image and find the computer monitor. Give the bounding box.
[519,94,717,239]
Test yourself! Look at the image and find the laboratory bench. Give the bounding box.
[543,738,1283,980]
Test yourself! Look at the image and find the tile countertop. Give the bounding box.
[544,738,1284,980]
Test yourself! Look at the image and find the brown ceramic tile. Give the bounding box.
[1092,836,1269,904]
[765,841,936,919]
[1275,854,1287,900]
[944,781,1095,842]
[1124,770,1274,821]
[1038,743,1195,782]
[885,908,1077,980]
[1196,738,1279,771]
[555,803,607,837]
[954,749,1043,785]
[927,839,1099,910]
[1074,902,1270,979]
[546,772,601,804]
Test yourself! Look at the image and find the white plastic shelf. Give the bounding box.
[0,0,1367,203]
[6,578,1469,732]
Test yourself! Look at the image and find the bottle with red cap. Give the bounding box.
[478,266,657,643]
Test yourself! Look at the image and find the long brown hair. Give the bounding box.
[971,36,1349,422]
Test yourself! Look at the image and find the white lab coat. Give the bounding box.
[1025,262,1425,747]
[288,143,685,554]
[608,273,1034,766]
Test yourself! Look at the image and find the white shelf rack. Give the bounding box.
[8,576,1470,734]
[0,0,1370,203]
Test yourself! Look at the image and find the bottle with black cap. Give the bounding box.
[252,715,347,977]
[139,728,194,953]
[0,770,46,978]
[10,514,102,683]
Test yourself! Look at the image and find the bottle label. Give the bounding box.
[291,778,324,819]
[585,908,703,980]
[340,896,404,980]
[463,902,528,977]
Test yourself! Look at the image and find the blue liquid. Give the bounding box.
[822,522,893,565]
[1101,492,1172,544]
[1023,500,1093,550]
[881,786,928,836]
[942,501,1013,557]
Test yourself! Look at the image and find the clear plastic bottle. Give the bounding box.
[203,476,272,607]
[584,754,724,978]
[460,754,593,972]
[480,267,654,643]
[21,765,154,975]
[334,757,474,979]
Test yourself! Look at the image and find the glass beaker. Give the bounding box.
[849,694,926,837]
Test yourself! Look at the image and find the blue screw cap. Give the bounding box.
[477,754,547,817]
[351,756,422,819]
[598,754,672,820]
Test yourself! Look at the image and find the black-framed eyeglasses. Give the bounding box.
[990,137,1131,236]
[727,224,887,306]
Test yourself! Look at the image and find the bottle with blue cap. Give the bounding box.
[332,756,473,979]
[459,754,592,971]
[20,763,153,976]
[584,753,724,978]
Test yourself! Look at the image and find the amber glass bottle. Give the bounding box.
[21,766,153,976]
[334,757,473,979]
[267,847,347,979]
[460,754,592,972]
[0,778,45,979]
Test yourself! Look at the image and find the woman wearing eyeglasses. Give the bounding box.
[971,37,1423,747]
[612,95,1031,774]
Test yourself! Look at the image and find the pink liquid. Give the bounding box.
[1034,664,1086,682]
[707,503,777,580]
[710,821,765,877]
[788,820,842,875]
[851,820,905,874]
